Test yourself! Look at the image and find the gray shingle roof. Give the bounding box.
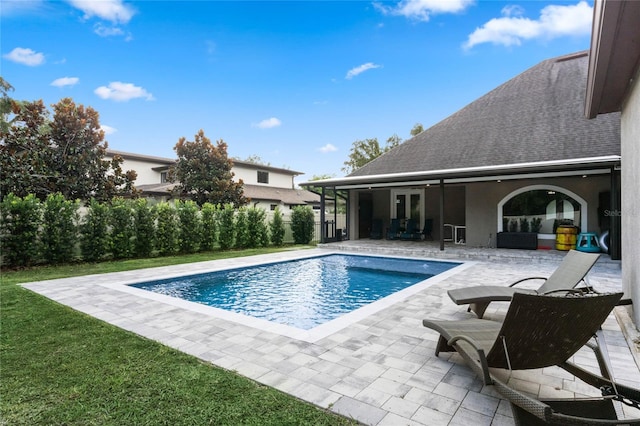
[349,51,620,178]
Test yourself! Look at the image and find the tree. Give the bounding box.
[303,174,335,194]
[0,96,137,201]
[342,136,401,174]
[410,123,424,136]
[170,129,248,207]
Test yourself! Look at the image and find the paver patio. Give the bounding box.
[22,241,640,425]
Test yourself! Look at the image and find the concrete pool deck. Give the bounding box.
[23,242,639,425]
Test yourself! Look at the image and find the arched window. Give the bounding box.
[497,185,587,235]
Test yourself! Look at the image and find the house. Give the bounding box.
[303,51,622,254]
[106,150,320,211]
[585,0,640,322]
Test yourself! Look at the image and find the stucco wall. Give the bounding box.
[233,164,293,188]
[464,175,611,247]
[621,68,640,323]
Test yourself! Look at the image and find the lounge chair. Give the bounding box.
[423,291,640,424]
[447,249,600,318]
[386,218,401,240]
[422,218,433,240]
[370,218,383,239]
[400,218,422,241]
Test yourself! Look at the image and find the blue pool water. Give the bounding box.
[132,254,459,330]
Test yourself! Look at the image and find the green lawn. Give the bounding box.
[1,248,357,425]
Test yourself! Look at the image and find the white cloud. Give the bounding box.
[253,117,282,129]
[3,47,45,66]
[93,23,127,38]
[463,1,592,50]
[346,62,382,80]
[51,77,79,87]
[100,124,117,135]
[67,0,136,24]
[318,144,338,153]
[375,0,474,22]
[94,81,154,101]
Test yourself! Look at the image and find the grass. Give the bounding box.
[1,247,357,425]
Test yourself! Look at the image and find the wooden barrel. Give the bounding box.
[555,225,577,250]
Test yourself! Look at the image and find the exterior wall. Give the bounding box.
[465,175,611,247]
[424,186,465,241]
[621,68,640,323]
[110,156,169,185]
[233,164,294,189]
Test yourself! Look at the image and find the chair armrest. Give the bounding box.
[447,335,492,385]
[509,277,547,287]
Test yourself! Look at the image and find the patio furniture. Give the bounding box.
[447,249,600,318]
[496,231,538,250]
[423,291,640,424]
[370,218,383,239]
[386,218,401,240]
[422,218,433,240]
[577,232,602,253]
[400,218,422,240]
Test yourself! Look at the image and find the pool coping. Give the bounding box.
[90,250,476,343]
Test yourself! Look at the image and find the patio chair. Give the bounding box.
[422,218,433,240]
[423,290,640,424]
[400,218,422,241]
[386,218,401,240]
[370,218,383,239]
[447,249,600,318]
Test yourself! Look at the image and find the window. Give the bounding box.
[257,171,269,184]
[499,186,586,234]
[160,171,167,183]
[270,204,277,211]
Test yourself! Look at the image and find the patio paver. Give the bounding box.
[22,241,638,425]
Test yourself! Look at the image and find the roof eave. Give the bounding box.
[300,156,621,188]
[585,0,640,118]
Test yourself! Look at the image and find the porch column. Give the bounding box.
[320,187,326,243]
[610,166,621,260]
[440,179,445,251]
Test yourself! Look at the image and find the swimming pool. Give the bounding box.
[132,254,460,330]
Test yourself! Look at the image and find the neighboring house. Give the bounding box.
[303,51,622,253]
[105,150,320,210]
[585,0,640,322]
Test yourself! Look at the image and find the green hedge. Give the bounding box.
[1,194,299,268]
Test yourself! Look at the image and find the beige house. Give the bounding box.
[585,0,640,323]
[304,51,622,253]
[106,150,320,211]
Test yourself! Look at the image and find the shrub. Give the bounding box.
[269,207,285,247]
[508,219,518,233]
[155,202,179,255]
[0,193,42,267]
[519,217,530,233]
[291,205,315,244]
[80,198,110,262]
[531,217,542,233]
[41,193,79,264]
[176,200,201,253]
[200,202,218,251]
[217,203,235,250]
[246,207,269,248]
[234,207,249,249]
[133,198,156,257]
[110,198,135,259]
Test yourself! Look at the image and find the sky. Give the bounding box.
[2,0,594,183]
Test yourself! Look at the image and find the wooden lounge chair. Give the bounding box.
[448,249,600,318]
[423,291,640,424]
